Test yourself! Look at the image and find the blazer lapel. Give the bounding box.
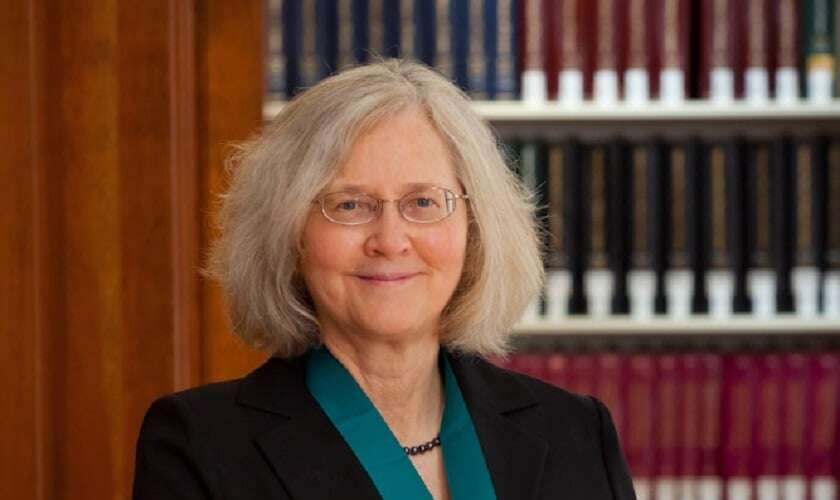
[236,351,549,500]
[237,356,381,500]
[447,351,549,500]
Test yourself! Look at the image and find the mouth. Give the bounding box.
[355,272,419,284]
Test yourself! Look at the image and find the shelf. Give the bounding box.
[512,317,840,336]
[263,99,840,139]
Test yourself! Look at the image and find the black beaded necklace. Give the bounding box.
[403,435,441,456]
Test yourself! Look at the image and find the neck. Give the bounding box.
[320,331,445,447]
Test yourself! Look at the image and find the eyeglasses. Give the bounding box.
[315,185,469,225]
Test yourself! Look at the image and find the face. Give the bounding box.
[299,108,468,345]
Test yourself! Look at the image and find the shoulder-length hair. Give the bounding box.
[205,59,544,359]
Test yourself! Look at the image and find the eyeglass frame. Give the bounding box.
[313,185,470,225]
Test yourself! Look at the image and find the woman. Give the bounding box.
[133,59,636,500]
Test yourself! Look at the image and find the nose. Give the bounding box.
[363,200,412,258]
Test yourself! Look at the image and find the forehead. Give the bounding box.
[327,108,459,192]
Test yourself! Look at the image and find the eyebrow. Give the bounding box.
[327,182,450,194]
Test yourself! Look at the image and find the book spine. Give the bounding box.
[283,0,303,96]
[450,0,470,90]
[368,0,384,58]
[623,0,651,103]
[725,138,753,314]
[793,141,820,317]
[350,0,369,64]
[509,352,548,380]
[654,355,681,500]
[677,354,702,500]
[707,145,733,318]
[315,0,338,78]
[546,144,570,319]
[720,355,757,500]
[265,0,285,98]
[770,136,797,313]
[697,354,724,500]
[543,0,559,99]
[668,145,692,318]
[484,0,499,98]
[414,0,436,66]
[743,0,771,102]
[593,0,620,102]
[468,0,487,98]
[568,353,598,396]
[625,354,656,499]
[519,141,548,321]
[400,0,414,59]
[805,352,840,500]
[804,0,837,102]
[700,0,737,101]
[588,146,613,317]
[774,0,800,102]
[828,142,840,317]
[545,351,571,389]
[780,353,810,500]
[648,141,672,315]
[748,142,777,318]
[752,354,784,500]
[810,137,829,313]
[594,353,626,444]
[382,0,400,57]
[564,140,590,314]
[336,0,355,69]
[606,140,632,314]
[521,0,547,101]
[495,0,519,99]
[435,0,451,78]
[629,146,655,319]
[556,0,585,102]
[685,139,710,314]
[301,0,320,84]
[657,0,689,102]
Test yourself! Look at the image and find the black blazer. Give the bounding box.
[133,350,637,500]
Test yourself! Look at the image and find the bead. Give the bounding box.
[403,435,442,456]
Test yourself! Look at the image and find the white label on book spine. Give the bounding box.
[792,266,819,317]
[710,67,735,103]
[678,479,698,500]
[825,270,840,317]
[782,476,807,500]
[756,477,780,500]
[594,70,619,104]
[811,477,838,500]
[634,478,652,500]
[776,67,799,103]
[808,68,834,103]
[666,269,692,318]
[546,270,571,320]
[558,69,584,103]
[629,270,655,319]
[585,269,614,317]
[748,269,776,318]
[521,70,548,104]
[726,478,752,500]
[697,477,723,500]
[745,67,770,103]
[707,269,734,318]
[660,68,686,104]
[624,69,650,104]
[655,477,678,500]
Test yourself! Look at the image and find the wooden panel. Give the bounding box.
[196,0,268,381]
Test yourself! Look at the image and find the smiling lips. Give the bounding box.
[355,272,419,283]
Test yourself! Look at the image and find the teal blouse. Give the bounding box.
[305,345,497,500]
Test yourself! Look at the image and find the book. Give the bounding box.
[742,0,771,102]
[724,138,753,314]
[315,0,339,77]
[667,145,692,318]
[793,140,821,317]
[656,0,689,103]
[593,0,621,102]
[647,140,672,315]
[803,0,836,102]
[265,0,285,98]
[625,354,656,500]
[773,0,800,102]
[653,355,681,500]
[629,145,655,319]
[770,136,797,313]
[720,355,757,500]
[435,0,452,78]
[748,141,777,317]
[827,141,840,317]
[382,0,400,57]
[606,140,633,314]
[752,354,784,500]
[587,145,613,317]
[564,140,590,315]
[697,354,724,500]
[553,0,586,102]
[545,144,571,319]
[450,0,470,90]
[518,140,548,322]
[684,139,710,314]
[413,0,436,66]
[809,137,830,314]
[780,353,809,500]
[805,352,840,500]
[707,145,733,318]
[622,0,651,103]
[700,0,738,102]
[677,354,703,499]
[467,0,487,98]
[520,0,547,102]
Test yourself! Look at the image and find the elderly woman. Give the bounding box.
[133,60,636,500]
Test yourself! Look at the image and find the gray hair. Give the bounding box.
[204,59,544,358]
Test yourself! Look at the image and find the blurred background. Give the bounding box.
[2,1,839,499]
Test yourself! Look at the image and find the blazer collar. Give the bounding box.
[236,349,548,500]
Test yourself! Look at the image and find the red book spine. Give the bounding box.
[772,0,800,102]
[545,351,571,389]
[567,352,597,396]
[741,0,771,101]
[752,354,784,500]
[805,352,840,500]
[780,353,810,500]
[721,354,756,500]
[678,354,703,499]
[592,0,621,102]
[554,0,587,102]
[699,0,738,101]
[652,0,689,102]
[698,354,724,499]
[520,0,547,101]
[625,354,656,498]
[621,0,651,102]
[543,0,560,100]
[594,353,626,444]
[654,354,682,500]
[579,0,596,99]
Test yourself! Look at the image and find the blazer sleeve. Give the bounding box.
[590,396,637,500]
[133,395,220,500]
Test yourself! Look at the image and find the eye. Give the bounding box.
[336,200,358,211]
